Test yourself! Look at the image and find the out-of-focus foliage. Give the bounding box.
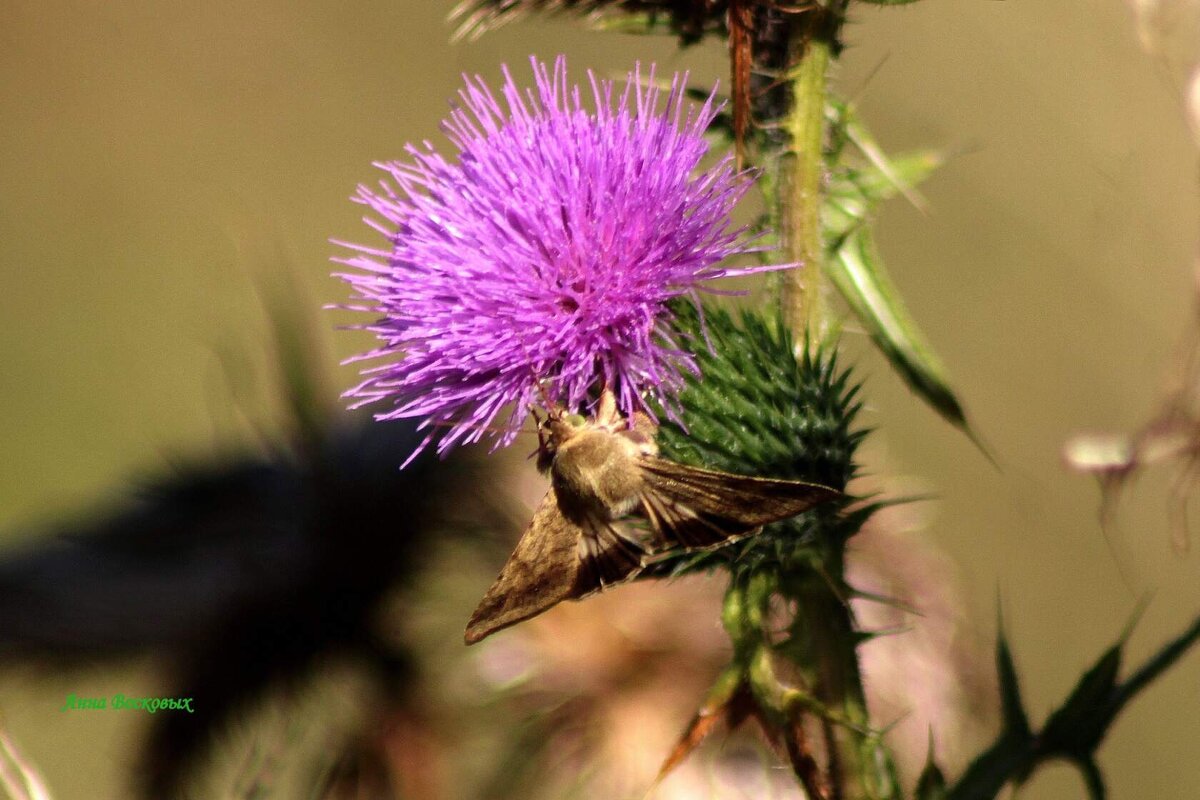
[934,613,1200,800]
[0,722,52,800]
[822,100,979,444]
[0,301,503,798]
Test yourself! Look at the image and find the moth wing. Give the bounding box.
[638,485,737,551]
[574,516,648,595]
[637,457,842,550]
[464,490,650,645]
[464,488,584,645]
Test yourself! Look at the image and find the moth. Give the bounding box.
[464,389,842,644]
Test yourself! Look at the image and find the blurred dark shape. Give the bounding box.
[0,414,487,798]
[0,269,503,798]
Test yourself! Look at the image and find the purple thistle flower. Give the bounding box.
[334,55,777,460]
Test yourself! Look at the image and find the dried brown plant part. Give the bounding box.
[732,1,826,165]
[648,702,728,789]
[729,0,754,167]
[647,678,757,794]
[649,666,836,799]
[450,1,832,167]
[1066,318,1200,555]
[784,713,832,800]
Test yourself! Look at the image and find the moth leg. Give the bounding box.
[595,387,619,427]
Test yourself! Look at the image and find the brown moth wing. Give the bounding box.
[464,489,583,645]
[636,457,842,550]
[575,520,647,591]
[464,489,649,645]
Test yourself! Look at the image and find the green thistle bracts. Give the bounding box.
[651,300,870,577]
[648,301,899,798]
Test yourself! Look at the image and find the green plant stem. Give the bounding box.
[770,11,896,795]
[725,6,891,793]
[725,567,894,799]
[794,576,893,800]
[780,38,832,342]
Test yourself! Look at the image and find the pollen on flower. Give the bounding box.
[333,55,779,461]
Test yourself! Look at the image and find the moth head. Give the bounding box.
[535,409,587,472]
[543,411,586,444]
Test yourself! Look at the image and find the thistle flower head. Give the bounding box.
[335,56,774,458]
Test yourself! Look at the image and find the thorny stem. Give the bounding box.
[792,576,892,800]
[780,37,832,341]
[757,2,894,794]
[701,2,894,797]
[763,1,897,796]
[723,566,895,799]
[727,577,834,797]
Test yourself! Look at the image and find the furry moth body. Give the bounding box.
[464,391,842,644]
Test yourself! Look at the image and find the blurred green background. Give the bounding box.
[2,1,1199,797]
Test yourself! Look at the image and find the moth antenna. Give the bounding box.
[531,370,556,416]
[512,334,561,418]
[530,408,548,451]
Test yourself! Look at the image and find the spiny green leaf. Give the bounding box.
[853,149,943,202]
[1112,609,1200,713]
[821,100,982,449]
[842,126,937,216]
[825,150,944,247]
[948,610,1200,799]
[825,97,940,214]
[828,228,978,442]
[947,739,1033,800]
[589,12,671,35]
